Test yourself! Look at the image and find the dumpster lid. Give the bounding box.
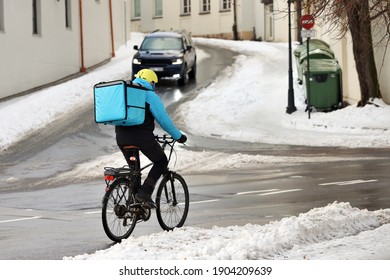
[305,39,331,49]
[303,59,341,73]
[293,39,333,59]
[299,48,334,64]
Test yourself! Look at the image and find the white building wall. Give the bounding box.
[0,0,80,99]
[131,0,154,32]
[113,0,131,47]
[242,1,268,41]
[272,1,293,42]
[253,1,266,41]
[373,24,390,104]
[82,0,111,67]
[0,0,131,100]
[321,26,361,104]
[130,0,265,40]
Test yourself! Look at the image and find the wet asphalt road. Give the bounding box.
[0,44,389,259]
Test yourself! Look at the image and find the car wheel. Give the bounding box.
[188,60,196,80]
[178,65,187,86]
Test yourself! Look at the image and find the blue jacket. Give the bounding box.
[115,78,182,145]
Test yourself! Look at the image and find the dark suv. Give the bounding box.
[132,30,197,86]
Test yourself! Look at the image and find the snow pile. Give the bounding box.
[66,202,390,260]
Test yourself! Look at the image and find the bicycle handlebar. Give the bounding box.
[155,134,176,144]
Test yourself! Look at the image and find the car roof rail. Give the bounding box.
[171,29,185,35]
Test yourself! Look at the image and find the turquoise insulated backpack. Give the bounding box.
[94,80,147,126]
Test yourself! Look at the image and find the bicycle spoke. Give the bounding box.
[102,179,137,242]
[156,173,189,231]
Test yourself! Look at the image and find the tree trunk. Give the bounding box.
[344,0,382,106]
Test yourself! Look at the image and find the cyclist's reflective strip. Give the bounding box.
[191,199,219,204]
[258,189,302,196]
[0,216,41,224]
[236,189,278,195]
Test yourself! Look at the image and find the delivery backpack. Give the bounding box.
[94,80,147,126]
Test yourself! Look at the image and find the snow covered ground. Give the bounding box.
[1,33,390,271]
[67,202,390,260]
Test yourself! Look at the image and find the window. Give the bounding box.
[65,0,71,28]
[182,0,191,15]
[141,37,183,51]
[133,0,141,18]
[220,0,231,11]
[200,0,210,13]
[32,0,41,35]
[0,0,4,32]
[154,0,162,17]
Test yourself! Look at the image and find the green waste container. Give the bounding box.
[294,39,335,83]
[303,59,343,111]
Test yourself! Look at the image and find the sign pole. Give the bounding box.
[300,14,315,119]
[306,36,311,119]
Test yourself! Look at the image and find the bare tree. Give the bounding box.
[303,0,389,106]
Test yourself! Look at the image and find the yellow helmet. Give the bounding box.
[135,69,158,83]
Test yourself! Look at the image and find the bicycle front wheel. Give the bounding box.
[156,172,189,231]
[102,178,137,242]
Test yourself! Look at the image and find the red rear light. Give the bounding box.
[105,175,114,181]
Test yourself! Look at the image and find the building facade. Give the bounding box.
[129,0,269,41]
[0,0,131,100]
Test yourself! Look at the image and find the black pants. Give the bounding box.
[119,140,168,190]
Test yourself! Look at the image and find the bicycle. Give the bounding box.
[101,134,189,242]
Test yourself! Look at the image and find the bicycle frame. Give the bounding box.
[138,135,177,174]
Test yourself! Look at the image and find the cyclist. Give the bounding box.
[115,69,187,207]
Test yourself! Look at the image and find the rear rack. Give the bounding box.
[104,166,136,177]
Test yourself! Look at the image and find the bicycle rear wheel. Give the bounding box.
[102,178,137,242]
[156,172,189,231]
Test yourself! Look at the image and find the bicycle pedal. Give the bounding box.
[141,201,156,209]
[140,207,151,221]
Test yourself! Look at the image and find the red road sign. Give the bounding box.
[300,14,315,30]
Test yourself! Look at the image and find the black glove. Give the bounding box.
[177,134,187,143]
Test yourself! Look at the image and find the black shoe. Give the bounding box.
[135,191,156,209]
